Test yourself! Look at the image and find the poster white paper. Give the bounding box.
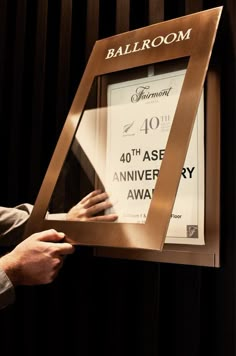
[105,69,205,245]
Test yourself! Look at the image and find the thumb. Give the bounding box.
[34,229,65,242]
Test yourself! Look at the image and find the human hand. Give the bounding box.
[0,229,74,286]
[66,189,118,222]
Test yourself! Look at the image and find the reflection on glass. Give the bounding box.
[47,61,191,224]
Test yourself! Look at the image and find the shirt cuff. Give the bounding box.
[0,267,15,310]
[46,213,67,220]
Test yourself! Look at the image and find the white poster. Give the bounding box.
[105,69,205,245]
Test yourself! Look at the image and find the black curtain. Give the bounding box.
[0,1,235,355]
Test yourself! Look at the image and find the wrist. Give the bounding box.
[0,253,20,286]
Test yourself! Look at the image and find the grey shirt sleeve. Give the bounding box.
[0,203,33,246]
[0,203,33,309]
[0,268,15,310]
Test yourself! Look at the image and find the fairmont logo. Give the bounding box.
[131,86,172,103]
[105,28,192,59]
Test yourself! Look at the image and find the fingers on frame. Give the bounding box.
[79,189,102,204]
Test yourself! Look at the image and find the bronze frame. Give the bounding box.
[24,7,222,266]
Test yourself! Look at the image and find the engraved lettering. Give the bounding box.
[105,28,192,59]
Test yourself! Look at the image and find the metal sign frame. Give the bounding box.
[24,7,222,266]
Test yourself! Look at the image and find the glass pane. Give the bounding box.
[47,60,193,226]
